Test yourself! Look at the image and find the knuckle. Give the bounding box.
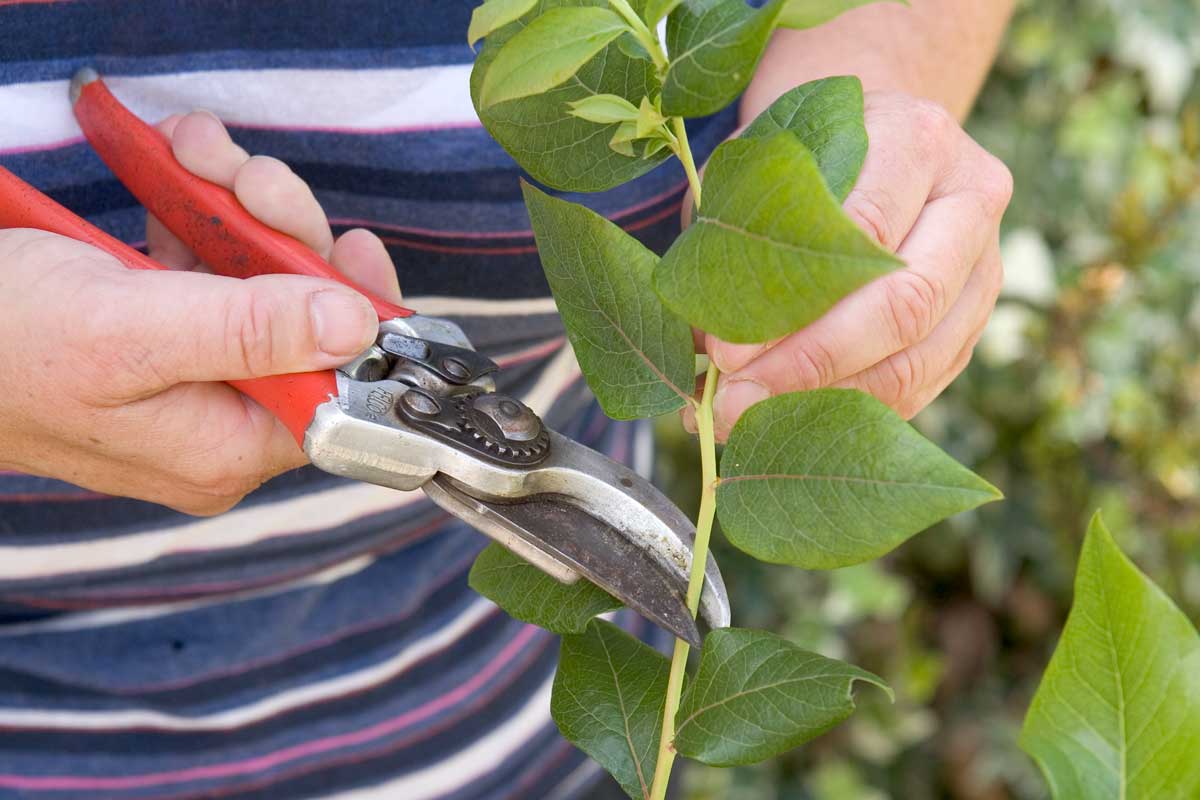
[878,350,925,407]
[845,187,900,250]
[911,99,957,151]
[975,154,1014,216]
[883,270,945,348]
[786,338,837,389]
[224,287,280,376]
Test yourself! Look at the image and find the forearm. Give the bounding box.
[742,0,1016,123]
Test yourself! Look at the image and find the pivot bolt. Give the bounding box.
[441,356,472,381]
[469,393,542,442]
[400,388,441,417]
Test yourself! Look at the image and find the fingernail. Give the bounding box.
[310,290,375,357]
[714,379,770,431]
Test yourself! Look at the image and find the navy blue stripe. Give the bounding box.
[0,46,473,86]
[0,0,477,67]
[0,533,484,706]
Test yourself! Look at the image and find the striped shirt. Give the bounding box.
[0,2,737,797]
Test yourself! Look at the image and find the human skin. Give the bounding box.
[685,0,1018,440]
[0,112,402,514]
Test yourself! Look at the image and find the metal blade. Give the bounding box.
[425,475,703,646]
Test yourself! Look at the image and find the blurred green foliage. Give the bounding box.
[665,0,1200,796]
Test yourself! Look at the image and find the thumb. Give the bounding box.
[89,268,376,396]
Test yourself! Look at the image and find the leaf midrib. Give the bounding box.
[719,472,992,496]
[693,215,894,265]
[598,631,651,799]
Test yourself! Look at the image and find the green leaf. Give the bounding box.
[716,390,1002,568]
[523,182,696,419]
[468,0,538,46]
[675,628,891,766]
[778,0,902,30]
[661,0,785,118]
[641,0,684,25]
[471,0,671,191]
[552,619,671,800]
[1020,514,1200,799]
[468,543,622,634]
[654,132,900,343]
[479,6,629,108]
[740,76,867,202]
[568,93,641,123]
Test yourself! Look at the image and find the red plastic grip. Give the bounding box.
[71,74,415,323]
[0,165,336,445]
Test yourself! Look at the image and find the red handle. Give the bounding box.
[0,165,336,444]
[70,70,415,323]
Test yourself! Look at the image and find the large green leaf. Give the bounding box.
[654,133,900,343]
[1020,514,1200,799]
[468,0,538,47]
[674,628,890,765]
[470,0,670,192]
[740,76,867,202]
[468,543,621,634]
[478,7,629,108]
[661,0,785,117]
[778,0,902,30]
[523,183,696,419]
[641,0,684,24]
[552,619,671,799]
[716,390,1001,568]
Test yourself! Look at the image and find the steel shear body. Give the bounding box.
[0,69,730,645]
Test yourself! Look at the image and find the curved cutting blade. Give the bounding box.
[426,476,704,646]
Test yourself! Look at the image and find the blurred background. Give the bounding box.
[662,0,1200,796]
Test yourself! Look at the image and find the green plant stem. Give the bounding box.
[670,116,702,207]
[606,0,668,71]
[648,360,719,800]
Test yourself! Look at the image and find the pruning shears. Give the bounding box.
[0,69,730,645]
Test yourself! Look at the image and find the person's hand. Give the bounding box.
[0,111,402,514]
[687,91,1012,440]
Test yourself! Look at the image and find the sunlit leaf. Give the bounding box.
[470,0,671,191]
[654,133,899,343]
[642,0,684,25]
[524,182,696,419]
[778,0,904,30]
[468,543,622,634]
[1020,514,1200,799]
[468,0,538,46]
[552,619,671,800]
[661,0,785,117]
[741,76,867,201]
[479,6,629,108]
[568,93,642,123]
[675,628,891,765]
[716,390,1002,568]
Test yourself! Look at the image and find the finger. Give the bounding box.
[834,241,1003,419]
[145,213,200,270]
[233,156,335,259]
[706,96,962,378]
[170,110,250,188]
[712,186,1003,435]
[75,267,376,400]
[329,228,403,302]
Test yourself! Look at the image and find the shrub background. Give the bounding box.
[655,0,1200,796]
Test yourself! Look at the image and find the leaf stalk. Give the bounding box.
[648,360,719,799]
[606,0,668,71]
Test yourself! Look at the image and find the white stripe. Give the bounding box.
[0,598,496,731]
[329,672,554,800]
[0,555,377,637]
[523,344,582,416]
[0,482,424,581]
[0,66,478,151]
[405,296,558,318]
